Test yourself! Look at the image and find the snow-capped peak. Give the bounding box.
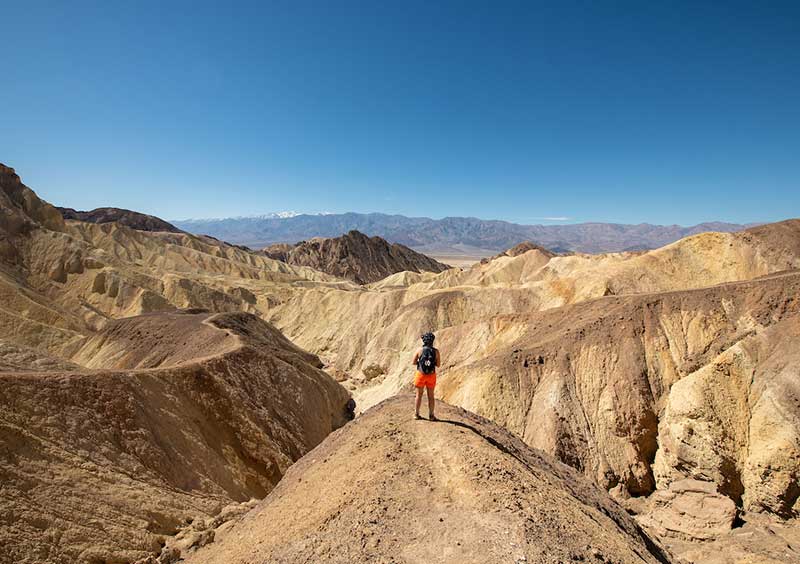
[175,211,335,223]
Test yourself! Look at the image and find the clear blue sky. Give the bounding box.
[2,0,798,225]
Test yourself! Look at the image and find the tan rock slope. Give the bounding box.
[183,396,673,564]
[263,229,451,284]
[431,274,800,560]
[0,310,351,564]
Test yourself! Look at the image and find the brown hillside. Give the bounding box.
[0,163,344,363]
[263,230,451,284]
[0,164,66,235]
[58,206,183,233]
[0,311,351,564]
[182,396,672,564]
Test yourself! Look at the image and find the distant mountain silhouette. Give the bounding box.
[174,213,751,254]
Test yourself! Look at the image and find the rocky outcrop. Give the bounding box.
[0,164,66,264]
[0,164,66,235]
[636,480,738,542]
[58,206,183,233]
[671,511,800,564]
[181,396,673,564]
[262,230,451,284]
[0,311,351,564]
[654,314,800,517]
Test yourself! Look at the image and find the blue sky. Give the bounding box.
[2,0,798,225]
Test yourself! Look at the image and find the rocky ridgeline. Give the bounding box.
[58,206,184,233]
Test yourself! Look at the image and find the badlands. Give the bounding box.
[1,162,800,563]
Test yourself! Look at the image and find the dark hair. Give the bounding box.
[421,332,435,346]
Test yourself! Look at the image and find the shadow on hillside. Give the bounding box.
[434,418,524,462]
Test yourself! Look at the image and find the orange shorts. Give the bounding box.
[414,371,436,389]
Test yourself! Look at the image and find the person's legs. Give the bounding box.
[426,385,435,420]
[415,386,424,417]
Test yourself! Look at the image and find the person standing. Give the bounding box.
[412,332,440,420]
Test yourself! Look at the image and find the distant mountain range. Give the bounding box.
[173,213,753,255]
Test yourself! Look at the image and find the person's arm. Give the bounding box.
[435,348,441,367]
[412,349,421,366]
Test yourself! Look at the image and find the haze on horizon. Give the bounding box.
[2,0,798,226]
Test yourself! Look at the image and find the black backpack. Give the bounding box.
[418,346,437,374]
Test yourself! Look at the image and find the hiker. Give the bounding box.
[413,331,440,420]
